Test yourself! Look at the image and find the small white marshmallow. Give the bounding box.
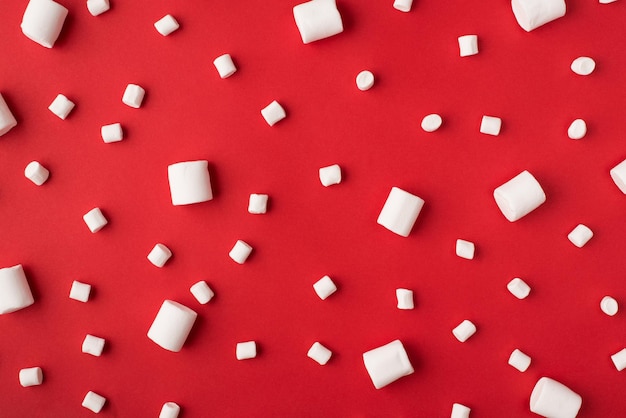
[248,194,269,214]
[229,240,253,264]
[0,93,18,136]
[24,161,50,185]
[122,84,145,108]
[159,402,181,418]
[396,288,414,310]
[307,342,332,365]
[421,114,442,132]
[567,224,593,248]
[82,334,105,356]
[610,158,626,194]
[190,281,214,304]
[147,243,172,267]
[154,15,179,36]
[480,115,502,136]
[567,119,587,140]
[69,280,91,302]
[507,277,531,299]
[393,0,414,12]
[313,275,337,300]
[48,94,74,120]
[19,367,43,387]
[356,70,375,91]
[319,164,342,186]
[83,208,108,233]
[87,0,110,16]
[452,320,476,342]
[511,0,566,32]
[101,123,123,143]
[147,300,198,352]
[0,264,35,314]
[82,391,106,413]
[261,100,286,126]
[600,296,618,316]
[571,57,596,76]
[456,239,475,260]
[458,35,478,57]
[236,341,257,360]
[508,349,532,372]
[611,348,626,371]
[451,403,471,418]
[213,54,237,78]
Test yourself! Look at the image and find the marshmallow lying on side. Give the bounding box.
[0,93,18,136]
[507,277,531,299]
[248,194,268,214]
[25,161,50,186]
[611,348,626,371]
[159,402,181,418]
[0,264,35,314]
[313,275,337,300]
[122,84,145,108]
[236,341,257,360]
[609,158,626,194]
[19,367,43,387]
[147,300,198,352]
[261,101,286,126]
[377,187,425,237]
[511,0,566,32]
[69,280,91,302]
[213,54,237,79]
[393,0,413,12]
[21,0,68,48]
[82,334,106,356]
[567,224,593,248]
[229,240,253,264]
[147,243,172,267]
[319,164,342,186]
[190,281,214,304]
[49,94,75,120]
[529,377,582,418]
[82,391,106,413]
[363,340,414,389]
[293,0,344,44]
[508,348,531,372]
[168,160,213,205]
[452,320,476,342]
[456,239,475,260]
[451,403,471,418]
[493,170,546,222]
[308,342,332,365]
[83,207,108,233]
[155,15,179,36]
[87,0,110,16]
[480,115,502,136]
[101,123,123,143]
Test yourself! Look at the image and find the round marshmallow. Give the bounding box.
[421,114,442,132]
[213,54,237,78]
[20,0,68,48]
[529,377,582,418]
[600,296,618,316]
[571,57,596,76]
[147,300,198,352]
[24,161,50,185]
[0,264,35,314]
[356,71,375,91]
[167,160,213,206]
[567,119,587,140]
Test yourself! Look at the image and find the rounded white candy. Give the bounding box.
[567,119,587,140]
[229,240,253,264]
[167,160,213,206]
[0,264,35,314]
[190,281,214,304]
[83,207,108,233]
[213,54,237,79]
[24,161,50,185]
[122,84,145,108]
[356,71,375,91]
[421,114,442,132]
[87,0,110,16]
[511,0,566,32]
[154,15,180,36]
[159,402,180,418]
[147,243,172,267]
[393,0,413,12]
[493,170,546,222]
[101,123,123,143]
[19,367,43,387]
[601,296,618,316]
[147,300,198,352]
[530,377,582,418]
[20,0,68,48]
[571,57,596,76]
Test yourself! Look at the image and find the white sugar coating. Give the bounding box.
[396,288,414,309]
[313,275,337,300]
[19,367,43,387]
[82,334,105,356]
[147,243,172,267]
[101,123,123,143]
[507,277,531,299]
[20,0,68,48]
[82,391,106,413]
[530,377,582,418]
[229,240,253,264]
[393,0,413,12]
[248,194,268,214]
[159,402,181,418]
[480,115,502,136]
[567,224,593,248]
[421,114,443,132]
[571,57,596,76]
[190,281,214,304]
[356,70,375,91]
[147,300,198,352]
[458,35,478,57]
[0,264,35,314]
[213,54,237,78]
[83,207,107,233]
[452,320,476,342]
[511,0,566,32]
[154,15,179,36]
[451,403,471,418]
[319,164,342,186]
[0,93,18,136]
[69,280,91,302]
[48,94,75,120]
[456,239,475,260]
[508,349,532,372]
[168,160,213,206]
[307,341,332,365]
[377,187,425,237]
[567,119,587,140]
[611,348,626,371]
[600,296,618,316]
[362,339,414,389]
[24,161,50,186]
[86,0,109,16]
[293,0,344,44]
[493,170,546,222]
[236,341,257,360]
[261,100,286,126]
[122,84,145,108]
[610,158,626,194]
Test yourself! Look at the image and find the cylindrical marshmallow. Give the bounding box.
[308,341,332,365]
[571,57,595,76]
[159,402,181,418]
[567,119,587,140]
[393,0,413,12]
[82,391,106,413]
[319,164,342,186]
[82,334,105,356]
[48,94,75,120]
[190,281,214,304]
[229,240,253,264]
[421,114,442,132]
[451,403,471,418]
[261,100,286,126]
[508,348,532,372]
[122,84,145,108]
[19,367,43,387]
[154,15,179,36]
[248,194,269,214]
[362,340,414,389]
[101,123,123,143]
[69,280,91,302]
[213,54,237,78]
[293,0,344,44]
[480,115,502,136]
[168,160,213,205]
[147,300,198,352]
[452,320,476,342]
[600,296,618,316]
[396,288,414,309]
[236,341,257,360]
[530,377,582,418]
[24,161,50,186]
[507,277,531,299]
[83,207,108,233]
[493,170,546,222]
[456,239,475,260]
[0,93,18,136]
[611,348,626,371]
[610,158,626,194]
[377,187,425,237]
[356,71,375,91]
[20,0,68,48]
[511,0,566,32]
[458,35,478,57]
[87,0,110,16]
[0,264,35,314]
[147,243,172,267]
[313,275,337,300]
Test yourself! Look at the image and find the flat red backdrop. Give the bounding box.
[1,0,626,416]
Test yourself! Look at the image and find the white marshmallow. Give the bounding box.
[313,275,337,300]
[458,35,478,57]
[261,101,286,126]
[83,208,108,233]
[567,224,593,248]
[362,340,414,389]
[213,54,237,78]
[396,288,414,310]
[452,320,476,342]
[377,187,425,237]
[319,164,342,186]
[456,239,475,260]
[48,94,75,120]
[507,277,531,299]
[159,402,181,418]
[307,342,332,365]
[508,349,532,372]
[356,71,375,91]
[147,300,198,352]
[0,264,35,314]
[421,114,442,132]
[611,348,626,371]
[600,0,619,3]
[21,0,68,48]
[493,170,546,222]
[451,403,471,418]
[147,243,172,267]
[567,119,587,140]
[82,391,106,413]
[480,115,502,136]
[101,123,123,143]
[0,93,18,136]
[229,240,253,264]
[610,158,626,194]
[19,367,43,387]
[24,161,50,186]
[511,0,566,32]
[190,281,214,304]
[155,15,179,36]
[69,280,91,302]
[87,0,109,16]
[122,84,145,108]
[168,160,213,205]
[236,341,257,360]
[248,194,269,214]
[571,57,596,76]
[600,296,618,316]
[293,0,344,44]
[529,377,582,418]
[82,334,105,356]
[393,0,414,12]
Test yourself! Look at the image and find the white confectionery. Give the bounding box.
[362,339,414,389]
[0,93,18,136]
[24,161,50,186]
[480,115,502,136]
[393,0,414,12]
[451,403,471,418]
[396,288,414,310]
[213,54,237,78]
[101,123,123,143]
[122,84,145,108]
[307,342,332,365]
[421,114,443,132]
[507,277,531,299]
[319,164,342,186]
[511,0,566,32]
[456,239,475,260]
[19,367,43,387]
[600,296,618,316]
[611,349,626,371]
[147,243,172,267]
[229,240,253,264]
[458,35,478,57]
[168,160,213,205]
[610,158,626,194]
[159,402,181,418]
[377,187,425,237]
[261,100,286,126]
[20,0,68,48]
[69,280,91,302]
[248,194,269,214]
[567,119,587,140]
[313,275,337,300]
[356,71,375,91]
[293,0,344,44]
[567,224,593,248]
[452,320,476,342]
[599,0,618,3]
[509,349,532,372]
[48,94,75,120]
[82,391,106,413]
[154,15,179,36]
[0,264,35,314]
[493,170,546,222]
[571,57,596,76]
[147,300,198,352]
[236,341,257,360]
[86,0,109,16]
[82,334,106,356]
[529,377,582,418]
[190,281,214,304]
[83,208,108,233]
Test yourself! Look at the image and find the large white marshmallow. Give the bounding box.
[87,0,110,16]
[48,94,75,120]
[213,54,237,78]
[451,403,471,418]
[377,187,425,237]
[236,341,257,360]
[122,84,145,108]
[0,264,35,314]
[101,123,123,143]
[159,402,181,418]
[147,300,198,352]
[0,93,17,136]
[147,243,172,267]
[396,288,414,310]
[82,334,105,356]
[83,207,108,233]
[24,161,50,186]
[493,170,546,222]
[529,377,582,418]
[248,194,269,214]
[82,391,106,413]
[308,342,332,365]
[611,348,626,371]
[508,348,531,372]
[393,0,413,12]
[293,0,344,44]
[511,0,566,32]
[458,35,478,57]
[168,160,213,205]
[69,280,91,302]
[455,239,475,260]
[362,340,414,389]
[507,277,531,299]
[600,296,618,316]
[452,320,476,342]
[319,164,342,186]
[229,240,253,264]
[571,57,596,76]
[19,367,43,387]
[610,158,626,194]
[154,15,179,36]
[261,101,286,126]
[313,275,337,300]
[567,224,593,248]
[190,281,214,304]
[21,0,68,48]
[480,115,502,136]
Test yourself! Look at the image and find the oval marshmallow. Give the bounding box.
[168,160,213,206]
[567,119,587,140]
[571,57,596,76]
[529,377,582,418]
[0,264,35,314]
[24,161,50,186]
[511,0,566,32]
[493,170,546,222]
[600,296,618,316]
[0,93,18,136]
[421,114,442,132]
[356,70,375,91]
[147,300,198,352]
[293,0,344,44]
[20,0,68,48]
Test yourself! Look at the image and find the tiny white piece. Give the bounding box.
[86,0,110,16]
[122,84,145,108]
[393,0,414,12]
[421,114,443,132]
[82,334,105,357]
[21,0,68,48]
[248,194,268,214]
[319,164,342,186]
[83,208,108,233]
[362,339,414,389]
[147,300,198,352]
[480,115,502,136]
[377,187,425,237]
[567,119,587,140]
[0,264,35,314]
[356,71,375,91]
[82,391,106,413]
[236,341,257,360]
[159,402,181,418]
[529,377,582,418]
[229,240,253,264]
[154,15,179,36]
[508,349,532,372]
[69,280,91,302]
[396,288,414,310]
[600,0,619,3]
[313,275,337,300]
[507,277,531,299]
[571,57,596,76]
[48,94,75,120]
[213,54,237,78]
[147,243,172,267]
[101,123,123,143]
[452,320,476,342]
[600,296,618,316]
[458,35,478,57]
[190,281,214,304]
[261,100,286,126]
[19,367,43,387]
[611,348,626,371]
[511,0,566,32]
[24,161,50,186]
[293,0,344,44]
[451,403,471,418]
[168,160,213,205]
[0,93,18,136]
[610,158,626,194]
[493,170,546,222]
[567,224,593,248]
[307,342,332,365]
[455,239,475,260]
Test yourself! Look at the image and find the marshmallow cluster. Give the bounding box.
[147,300,198,352]
[21,0,68,48]
[362,340,414,389]
[377,187,425,237]
[0,93,17,136]
[0,264,35,315]
[293,0,344,44]
[529,377,582,418]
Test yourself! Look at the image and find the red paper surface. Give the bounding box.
[1,0,626,416]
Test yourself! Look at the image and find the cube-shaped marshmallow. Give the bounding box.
[83,208,108,233]
[507,277,531,299]
[69,280,91,302]
[508,349,531,372]
[48,94,74,120]
[396,288,414,309]
[313,275,337,300]
[611,348,626,371]
[229,240,253,264]
[458,35,478,57]
[480,115,501,136]
[236,341,257,360]
[87,0,110,16]
[452,320,476,342]
[82,334,105,356]
[19,367,43,387]
[319,164,342,186]
[248,194,268,214]
[122,84,145,108]
[154,15,179,36]
[82,391,106,413]
[101,123,123,143]
[456,239,475,260]
[307,342,332,365]
[261,100,286,126]
[190,281,214,304]
[377,187,425,237]
[147,243,172,267]
[567,224,593,248]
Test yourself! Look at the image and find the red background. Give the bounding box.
[1,0,626,416]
